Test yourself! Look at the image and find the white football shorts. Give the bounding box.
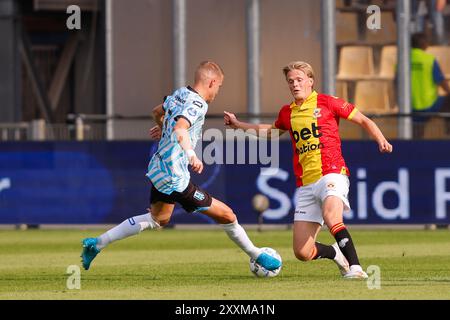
[294,173,351,226]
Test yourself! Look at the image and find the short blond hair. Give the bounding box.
[282,61,314,81]
[195,61,224,83]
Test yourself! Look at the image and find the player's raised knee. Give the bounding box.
[293,247,315,261]
[155,217,170,227]
[222,210,236,224]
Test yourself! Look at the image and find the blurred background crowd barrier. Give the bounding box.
[1,0,450,226]
[1,0,449,141]
[1,140,450,225]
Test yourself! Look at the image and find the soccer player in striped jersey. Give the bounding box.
[224,61,393,279]
[81,61,281,272]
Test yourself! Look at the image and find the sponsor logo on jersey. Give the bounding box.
[327,182,336,190]
[296,142,324,155]
[342,102,350,109]
[175,95,186,104]
[193,100,203,108]
[292,123,322,142]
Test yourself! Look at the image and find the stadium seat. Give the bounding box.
[354,80,396,114]
[380,117,398,139]
[365,12,397,44]
[426,46,450,79]
[337,46,375,80]
[339,119,363,140]
[371,0,386,5]
[336,81,349,102]
[378,45,397,79]
[336,12,359,44]
[335,0,346,9]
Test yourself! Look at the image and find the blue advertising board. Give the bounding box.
[0,141,449,224]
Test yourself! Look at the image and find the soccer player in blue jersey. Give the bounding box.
[81,61,281,272]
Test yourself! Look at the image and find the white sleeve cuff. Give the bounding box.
[186,149,196,158]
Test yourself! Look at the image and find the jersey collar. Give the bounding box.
[187,86,199,94]
[290,90,318,109]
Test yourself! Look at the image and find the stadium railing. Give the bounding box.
[0,122,29,141]
[1,113,449,141]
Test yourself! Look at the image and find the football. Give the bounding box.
[252,193,270,212]
[249,247,282,278]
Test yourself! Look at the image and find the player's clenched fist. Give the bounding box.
[186,149,203,174]
[190,156,203,174]
[224,111,239,129]
[378,140,393,153]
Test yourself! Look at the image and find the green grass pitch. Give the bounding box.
[1,228,450,300]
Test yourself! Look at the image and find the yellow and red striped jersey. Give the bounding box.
[274,91,358,187]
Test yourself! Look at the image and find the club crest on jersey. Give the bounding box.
[187,107,197,117]
[313,108,322,119]
[193,191,205,201]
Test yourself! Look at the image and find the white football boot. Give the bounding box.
[343,265,369,279]
[331,242,350,276]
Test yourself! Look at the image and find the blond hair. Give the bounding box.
[195,61,224,83]
[282,61,315,81]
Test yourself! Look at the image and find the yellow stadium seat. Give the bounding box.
[378,45,397,79]
[354,80,395,114]
[371,0,386,5]
[339,119,363,140]
[426,46,450,79]
[337,46,375,80]
[372,116,398,140]
[336,81,349,102]
[336,0,346,9]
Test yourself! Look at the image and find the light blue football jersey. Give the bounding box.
[146,86,208,194]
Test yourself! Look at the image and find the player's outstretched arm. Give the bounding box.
[349,111,393,153]
[152,104,165,128]
[149,104,165,140]
[173,117,203,174]
[149,125,162,140]
[223,111,285,139]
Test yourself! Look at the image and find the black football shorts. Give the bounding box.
[150,182,213,213]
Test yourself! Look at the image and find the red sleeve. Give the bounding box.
[328,95,358,120]
[273,105,291,130]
